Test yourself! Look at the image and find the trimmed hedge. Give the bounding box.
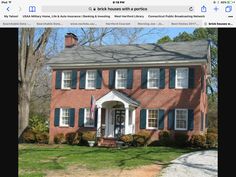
[54,133,66,144]
[133,130,151,147]
[35,132,49,144]
[21,129,36,143]
[159,131,173,146]
[65,132,82,145]
[206,133,218,148]
[174,132,189,147]
[189,135,206,148]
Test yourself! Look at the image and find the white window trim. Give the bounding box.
[61,70,72,89]
[85,70,97,89]
[175,109,188,130]
[147,68,160,89]
[146,109,159,130]
[59,108,69,127]
[115,69,127,89]
[84,108,95,127]
[175,68,189,89]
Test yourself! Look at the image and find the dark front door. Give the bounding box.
[114,109,125,138]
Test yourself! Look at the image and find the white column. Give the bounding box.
[125,106,129,135]
[132,109,135,134]
[105,109,109,137]
[97,106,102,137]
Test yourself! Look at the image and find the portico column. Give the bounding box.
[97,105,102,137]
[125,106,129,135]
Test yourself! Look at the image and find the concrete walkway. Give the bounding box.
[159,150,218,177]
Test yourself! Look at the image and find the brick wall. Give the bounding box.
[49,65,205,143]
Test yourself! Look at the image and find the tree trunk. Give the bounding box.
[18,83,31,138]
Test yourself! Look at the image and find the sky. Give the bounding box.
[55,27,195,46]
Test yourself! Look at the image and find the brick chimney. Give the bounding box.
[65,33,78,48]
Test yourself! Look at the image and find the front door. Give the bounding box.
[114,109,125,138]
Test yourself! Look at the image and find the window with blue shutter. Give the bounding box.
[71,70,77,89]
[55,71,62,89]
[69,108,75,127]
[109,69,115,89]
[140,109,146,129]
[188,68,194,89]
[79,108,84,127]
[79,70,86,89]
[54,108,60,126]
[96,70,102,89]
[169,68,176,88]
[160,68,165,89]
[141,68,147,89]
[168,109,175,130]
[188,109,194,130]
[158,109,165,129]
[127,68,133,89]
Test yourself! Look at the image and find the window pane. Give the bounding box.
[176,68,188,88]
[61,109,69,126]
[87,71,96,88]
[148,69,159,88]
[148,110,158,128]
[85,108,94,126]
[176,110,187,129]
[116,70,127,88]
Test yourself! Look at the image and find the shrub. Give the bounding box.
[35,132,49,144]
[207,128,218,134]
[159,131,173,146]
[82,131,96,141]
[189,134,206,148]
[21,129,36,143]
[174,132,189,147]
[206,133,218,148]
[29,114,49,133]
[119,134,133,146]
[54,133,66,144]
[133,130,151,147]
[65,132,82,145]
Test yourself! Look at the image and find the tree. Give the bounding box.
[173,32,194,42]
[18,28,52,138]
[157,36,172,44]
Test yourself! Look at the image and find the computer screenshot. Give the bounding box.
[16,0,222,177]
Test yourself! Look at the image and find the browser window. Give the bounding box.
[16,0,222,177]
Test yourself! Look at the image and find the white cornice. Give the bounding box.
[48,59,207,69]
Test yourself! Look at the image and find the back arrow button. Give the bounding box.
[7,7,10,11]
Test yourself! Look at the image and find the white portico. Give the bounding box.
[96,90,139,138]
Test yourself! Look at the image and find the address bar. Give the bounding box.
[41,6,194,13]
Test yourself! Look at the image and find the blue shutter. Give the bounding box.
[160,68,165,89]
[69,108,75,127]
[158,109,165,130]
[188,109,194,130]
[205,113,208,128]
[169,68,175,88]
[79,70,86,89]
[141,68,147,89]
[71,70,77,89]
[55,71,62,89]
[127,68,133,89]
[168,109,175,130]
[189,68,194,89]
[95,109,98,128]
[54,108,60,126]
[96,70,102,89]
[201,112,204,131]
[109,69,115,89]
[140,109,146,129]
[79,108,84,127]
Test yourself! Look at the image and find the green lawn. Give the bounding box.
[19,144,194,177]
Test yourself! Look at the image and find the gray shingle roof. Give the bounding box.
[47,40,209,66]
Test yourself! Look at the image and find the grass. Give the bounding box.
[19,144,195,177]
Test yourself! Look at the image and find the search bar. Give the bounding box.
[41,6,194,12]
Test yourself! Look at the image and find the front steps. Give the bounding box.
[97,137,117,147]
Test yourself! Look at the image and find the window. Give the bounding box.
[115,69,127,89]
[147,109,158,129]
[129,110,133,125]
[176,68,188,88]
[86,70,97,89]
[175,109,188,130]
[84,108,95,127]
[147,68,160,88]
[62,71,72,89]
[60,108,70,126]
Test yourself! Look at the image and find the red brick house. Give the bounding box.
[47,33,211,144]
